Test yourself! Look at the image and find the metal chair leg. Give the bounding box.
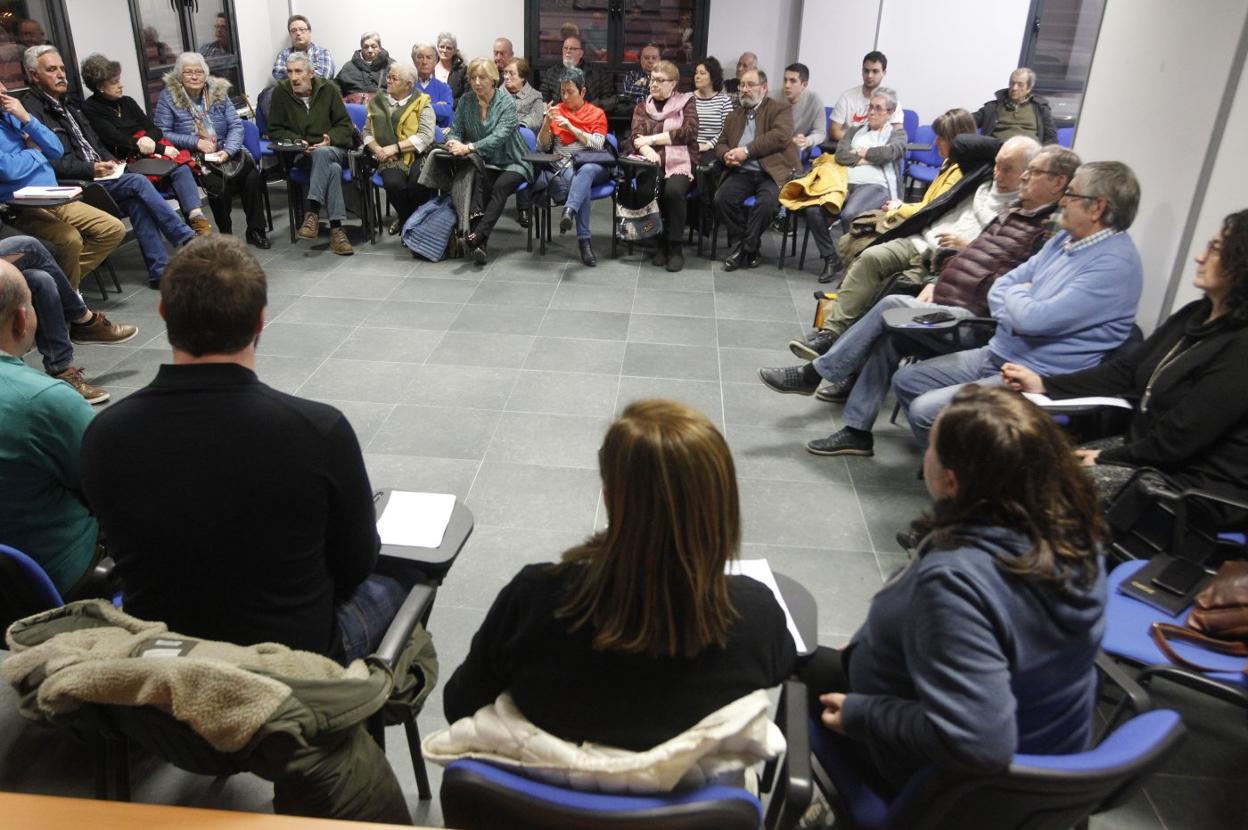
[404,716,432,800]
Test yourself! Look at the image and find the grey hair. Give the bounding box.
[1036,145,1081,181]
[870,86,898,113]
[1000,134,1041,167]
[1011,67,1036,88]
[22,43,58,75]
[285,51,312,73]
[80,53,121,93]
[1074,161,1141,232]
[174,51,210,79]
[411,42,435,61]
[360,31,381,47]
[388,62,416,85]
[436,32,458,50]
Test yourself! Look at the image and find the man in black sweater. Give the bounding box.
[80,236,406,663]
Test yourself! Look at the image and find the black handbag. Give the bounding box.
[198,148,254,197]
[571,142,617,170]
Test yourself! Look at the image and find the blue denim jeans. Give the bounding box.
[813,295,973,432]
[334,559,426,663]
[304,146,349,221]
[0,235,87,373]
[891,346,1007,448]
[165,163,202,213]
[101,173,195,282]
[540,162,610,239]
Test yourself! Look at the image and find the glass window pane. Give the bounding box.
[1023,0,1106,123]
[536,0,610,65]
[0,1,59,89]
[622,0,695,65]
[132,0,184,71]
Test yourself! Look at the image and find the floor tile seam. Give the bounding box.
[292,312,371,401]
[1139,785,1171,829]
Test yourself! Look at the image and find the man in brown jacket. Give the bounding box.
[755,144,1078,458]
[713,69,800,270]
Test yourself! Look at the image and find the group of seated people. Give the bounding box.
[2,14,1246,828]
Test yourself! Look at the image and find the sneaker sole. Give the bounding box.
[757,369,817,396]
[814,389,850,403]
[805,443,873,457]
[788,339,821,361]
[71,328,139,346]
[85,391,111,405]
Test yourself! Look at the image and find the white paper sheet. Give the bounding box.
[727,558,808,654]
[376,491,456,549]
[1023,392,1133,409]
[94,162,126,181]
[13,185,82,199]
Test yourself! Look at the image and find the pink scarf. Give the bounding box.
[646,91,692,179]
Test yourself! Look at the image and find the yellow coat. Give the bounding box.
[888,161,963,221]
[778,154,849,213]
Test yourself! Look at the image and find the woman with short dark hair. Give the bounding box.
[80,53,211,236]
[804,385,1106,797]
[692,56,732,152]
[444,399,796,749]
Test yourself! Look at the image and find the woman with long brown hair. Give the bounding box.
[804,385,1106,796]
[444,400,796,749]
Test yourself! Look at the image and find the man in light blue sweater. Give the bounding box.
[893,161,1143,447]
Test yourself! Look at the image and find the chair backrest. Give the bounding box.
[902,109,919,144]
[240,118,262,159]
[812,709,1187,830]
[0,544,63,632]
[1057,126,1075,148]
[907,125,942,169]
[518,124,537,153]
[255,86,273,137]
[440,759,763,830]
[345,102,368,132]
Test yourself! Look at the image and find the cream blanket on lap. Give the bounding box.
[422,689,784,793]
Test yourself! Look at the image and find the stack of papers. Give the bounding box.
[376,490,456,548]
[12,185,81,200]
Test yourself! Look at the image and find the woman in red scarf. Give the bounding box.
[536,67,610,266]
[630,60,699,272]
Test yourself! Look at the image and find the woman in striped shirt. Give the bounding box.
[693,57,734,152]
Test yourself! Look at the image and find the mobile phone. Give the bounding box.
[913,311,955,325]
[1152,558,1206,596]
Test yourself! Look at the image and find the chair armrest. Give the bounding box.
[951,316,998,349]
[767,679,812,830]
[373,580,436,669]
[1096,651,1153,714]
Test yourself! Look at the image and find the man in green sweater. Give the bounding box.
[268,52,356,255]
[0,260,99,596]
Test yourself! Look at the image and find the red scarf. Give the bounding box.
[550,101,607,146]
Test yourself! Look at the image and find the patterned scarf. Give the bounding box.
[36,89,100,163]
[645,91,692,179]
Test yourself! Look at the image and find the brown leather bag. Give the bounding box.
[1150,561,1248,674]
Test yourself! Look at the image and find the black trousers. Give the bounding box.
[713,169,779,254]
[207,162,266,234]
[475,169,525,243]
[659,173,691,243]
[379,164,432,225]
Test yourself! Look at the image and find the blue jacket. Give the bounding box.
[153,75,243,157]
[415,76,454,128]
[841,525,1106,791]
[0,112,63,201]
[986,230,1142,376]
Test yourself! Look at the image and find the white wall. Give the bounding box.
[287,0,524,75]
[795,0,1029,123]
[63,0,142,100]
[707,0,801,87]
[1075,0,1248,330]
[236,1,289,99]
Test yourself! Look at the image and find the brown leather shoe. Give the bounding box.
[188,215,213,236]
[297,211,320,239]
[329,226,354,255]
[51,366,109,405]
[69,312,138,345]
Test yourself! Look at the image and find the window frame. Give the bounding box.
[125,0,244,114]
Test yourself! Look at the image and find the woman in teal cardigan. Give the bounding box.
[440,57,533,264]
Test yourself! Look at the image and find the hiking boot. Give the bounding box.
[297,211,320,239]
[69,312,138,345]
[815,374,857,403]
[329,226,354,255]
[789,328,837,361]
[51,366,109,405]
[806,427,874,457]
[758,365,819,396]
[188,215,213,236]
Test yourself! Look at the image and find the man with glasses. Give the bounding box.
[272,14,335,81]
[892,160,1144,450]
[713,68,801,271]
[539,35,613,110]
[622,42,662,106]
[757,145,1078,458]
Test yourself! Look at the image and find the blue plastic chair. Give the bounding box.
[786,706,1186,830]
[531,132,618,258]
[240,119,273,232]
[707,194,796,269]
[904,125,942,194]
[286,102,372,242]
[0,543,63,631]
[1101,559,1248,708]
[901,109,919,144]
[440,759,765,830]
[368,125,444,240]
[1057,126,1075,147]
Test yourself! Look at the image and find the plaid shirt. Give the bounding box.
[1063,227,1117,254]
[272,43,336,81]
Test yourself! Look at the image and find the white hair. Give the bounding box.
[388,62,416,85]
[360,31,381,48]
[411,42,435,60]
[285,51,312,72]
[1000,134,1042,166]
[22,43,58,75]
[174,51,210,79]
[436,32,457,50]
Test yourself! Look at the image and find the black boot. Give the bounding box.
[578,238,597,267]
[665,241,684,272]
[560,208,574,234]
[517,208,531,228]
[652,237,669,267]
[819,256,843,285]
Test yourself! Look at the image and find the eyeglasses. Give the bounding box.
[563,46,583,53]
[1023,166,1057,177]
[1062,187,1098,201]
[866,104,891,113]
[288,26,310,34]
[437,44,454,51]
[181,70,205,77]
[649,76,675,85]
[738,81,760,90]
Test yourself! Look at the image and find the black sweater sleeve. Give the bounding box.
[322,414,380,593]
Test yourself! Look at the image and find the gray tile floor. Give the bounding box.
[4,191,1246,828]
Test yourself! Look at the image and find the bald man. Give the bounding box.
[724,51,757,97]
[0,260,103,597]
[492,36,514,85]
